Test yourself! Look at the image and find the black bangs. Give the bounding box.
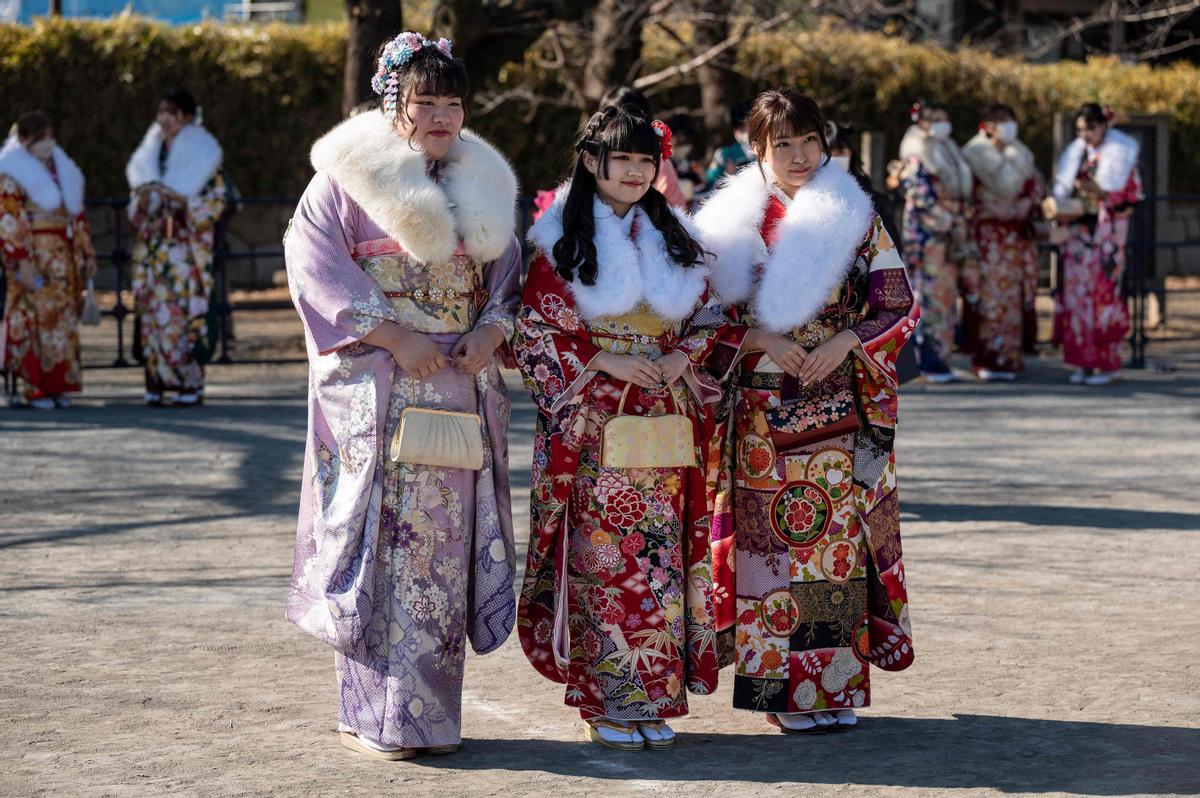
[399,47,470,99]
[586,111,661,179]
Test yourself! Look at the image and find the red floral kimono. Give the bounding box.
[0,143,94,400]
[514,196,744,721]
[1052,129,1143,373]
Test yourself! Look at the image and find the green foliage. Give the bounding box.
[0,17,345,196]
[2,17,1198,196]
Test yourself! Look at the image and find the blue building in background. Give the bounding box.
[0,0,303,24]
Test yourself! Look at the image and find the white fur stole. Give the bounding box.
[899,124,972,200]
[1053,127,1139,200]
[0,134,85,215]
[694,162,873,333]
[527,186,709,322]
[126,122,223,198]
[311,111,518,265]
[961,131,1036,201]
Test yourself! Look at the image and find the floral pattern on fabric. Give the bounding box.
[129,167,226,392]
[712,207,916,714]
[1056,159,1142,372]
[971,174,1045,373]
[0,175,94,396]
[514,253,739,720]
[900,158,978,374]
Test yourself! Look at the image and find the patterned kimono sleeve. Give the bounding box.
[71,211,97,272]
[512,254,604,416]
[1106,167,1143,214]
[671,283,748,404]
[0,176,33,273]
[475,236,522,342]
[848,217,920,388]
[284,171,398,356]
[900,158,955,235]
[186,175,227,238]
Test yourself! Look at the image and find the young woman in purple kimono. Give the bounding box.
[283,32,521,761]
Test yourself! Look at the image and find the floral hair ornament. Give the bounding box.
[651,119,672,159]
[1102,105,1116,123]
[910,101,922,123]
[371,31,455,120]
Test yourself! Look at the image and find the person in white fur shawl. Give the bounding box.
[894,100,976,382]
[960,103,1046,380]
[284,32,522,762]
[125,88,226,407]
[695,89,918,735]
[0,110,96,409]
[1050,103,1143,385]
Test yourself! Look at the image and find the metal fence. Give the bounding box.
[4,191,1196,380]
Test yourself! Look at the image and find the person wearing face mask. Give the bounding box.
[284,32,521,760]
[1049,103,1142,386]
[126,88,226,407]
[961,104,1046,381]
[515,107,741,751]
[896,100,976,383]
[696,89,917,735]
[0,110,97,410]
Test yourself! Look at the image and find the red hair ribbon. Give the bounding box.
[651,119,673,159]
[1102,105,1116,122]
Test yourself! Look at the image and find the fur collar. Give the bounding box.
[961,131,1035,201]
[126,122,222,198]
[694,162,873,333]
[1053,126,1139,200]
[899,124,972,199]
[0,134,85,215]
[527,185,709,321]
[311,111,517,265]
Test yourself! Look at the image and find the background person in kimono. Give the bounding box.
[513,107,742,752]
[0,110,95,409]
[961,103,1046,381]
[895,100,975,383]
[126,88,226,407]
[696,89,917,735]
[1051,103,1142,386]
[284,32,520,761]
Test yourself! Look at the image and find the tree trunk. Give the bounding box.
[580,0,652,109]
[343,0,403,117]
[692,0,740,154]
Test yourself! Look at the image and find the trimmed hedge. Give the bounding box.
[2,17,1198,197]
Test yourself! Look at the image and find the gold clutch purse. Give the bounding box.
[390,407,484,471]
[1043,196,1085,221]
[600,384,698,470]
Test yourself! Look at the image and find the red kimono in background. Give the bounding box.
[513,252,744,721]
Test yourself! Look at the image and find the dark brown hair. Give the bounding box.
[15,110,52,141]
[745,89,829,167]
[553,106,704,286]
[981,103,1017,124]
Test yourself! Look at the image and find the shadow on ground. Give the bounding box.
[420,714,1198,794]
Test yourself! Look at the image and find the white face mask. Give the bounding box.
[994,121,1019,143]
[28,138,55,160]
[929,121,953,140]
[830,154,852,172]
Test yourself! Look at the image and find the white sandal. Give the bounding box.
[636,720,675,750]
[583,718,645,751]
[339,731,417,761]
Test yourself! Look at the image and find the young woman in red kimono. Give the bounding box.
[696,89,917,734]
[513,107,744,751]
[1051,103,1142,386]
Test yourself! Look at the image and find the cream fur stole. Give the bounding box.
[1052,127,1139,201]
[527,185,709,322]
[311,111,518,265]
[961,131,1036,201]
[126,122,223,198]
[694,161,873,334]
[0,134,85,215]
[899,124,972,200]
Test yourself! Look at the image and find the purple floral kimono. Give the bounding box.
[283,113,521,748]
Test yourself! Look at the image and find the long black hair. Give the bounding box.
[552,106,705,286]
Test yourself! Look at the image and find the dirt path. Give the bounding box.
[1,355,1198,798]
